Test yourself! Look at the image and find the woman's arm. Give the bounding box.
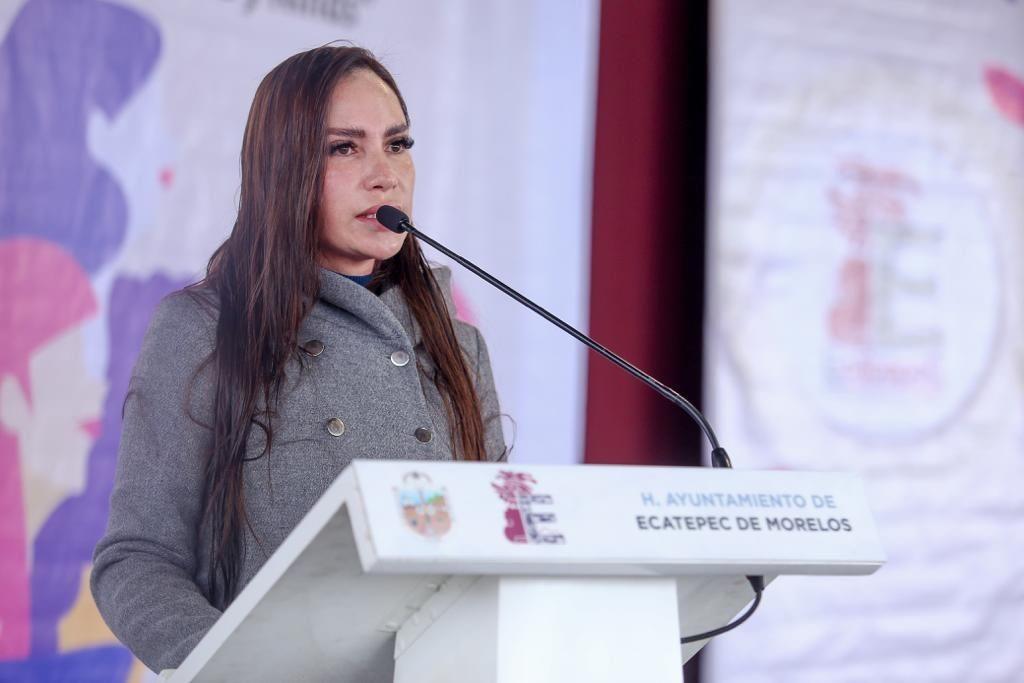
[91,292,222,672]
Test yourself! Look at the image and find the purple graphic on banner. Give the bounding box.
[0,0,161,273]
[0,644,133,682]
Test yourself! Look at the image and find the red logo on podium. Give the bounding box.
[492,471,565,545]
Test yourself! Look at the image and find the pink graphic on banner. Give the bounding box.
[492,471,564,544]
[451,283,478,325]
[825,160,940,392]
[984,65,1024,126]
[829,260,869,344]
[0,239,99,660]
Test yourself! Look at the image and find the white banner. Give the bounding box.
[0,0,596,677]
[707,1,1024,681]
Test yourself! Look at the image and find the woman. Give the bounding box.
[90,46,507,675]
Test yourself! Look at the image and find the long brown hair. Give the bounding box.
[198,46,486,607]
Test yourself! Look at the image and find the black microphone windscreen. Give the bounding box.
[376,205,409,233]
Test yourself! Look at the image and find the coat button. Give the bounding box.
[390,350,410,367]
[326,418,345,437]
[414,427,432,443]
[303,340,325,357]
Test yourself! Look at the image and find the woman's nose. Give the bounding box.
[363,153,398,191]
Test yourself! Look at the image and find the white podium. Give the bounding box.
[167,461,885,682]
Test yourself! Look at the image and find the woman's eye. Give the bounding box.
[329,141,355,156]
[387,137,415,153]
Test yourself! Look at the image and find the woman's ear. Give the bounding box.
[0,374,30,434]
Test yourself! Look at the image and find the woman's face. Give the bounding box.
[318,68,414,275]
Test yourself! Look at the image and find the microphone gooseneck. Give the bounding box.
[375,204,733,468]
[381,205,763,647]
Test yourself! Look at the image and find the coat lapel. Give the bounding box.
[314,266,457,349]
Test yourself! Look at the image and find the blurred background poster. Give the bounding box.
[0,0,596,678]
[705,1,1024,681]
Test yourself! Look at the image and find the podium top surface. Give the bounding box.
[346,460,885,576]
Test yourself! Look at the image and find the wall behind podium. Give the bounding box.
[706,1,1024,681]
[0,0,598,678]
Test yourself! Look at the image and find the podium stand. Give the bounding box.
[166,461,885,682]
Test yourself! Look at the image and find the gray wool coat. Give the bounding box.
[91,266,506,676]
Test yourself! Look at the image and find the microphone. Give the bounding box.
[376,204,733,469]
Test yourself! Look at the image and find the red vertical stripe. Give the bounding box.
[584,1,708,468]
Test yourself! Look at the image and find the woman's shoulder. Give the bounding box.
[429,266,487,353]
[151,286,218,329]
[429,265,456,314]
[134,286,219,380]
[147,288,219,347]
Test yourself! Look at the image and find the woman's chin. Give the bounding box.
[318,240,406,273]
[372,233,408,260]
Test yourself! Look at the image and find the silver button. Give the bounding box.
[390,350,410,367]
[326,418,345,437]
[303,340,325,357]
[414,427,432,443]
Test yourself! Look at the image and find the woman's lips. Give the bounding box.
[355,213,388,230]
[355,205,401,230]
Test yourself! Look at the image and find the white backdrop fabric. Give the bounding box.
[707,1,1024,681]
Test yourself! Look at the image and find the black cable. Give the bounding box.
[680,575,765,644]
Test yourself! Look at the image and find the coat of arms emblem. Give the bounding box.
[395,471,451,538]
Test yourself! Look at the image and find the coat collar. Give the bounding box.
[315,266,457,347]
